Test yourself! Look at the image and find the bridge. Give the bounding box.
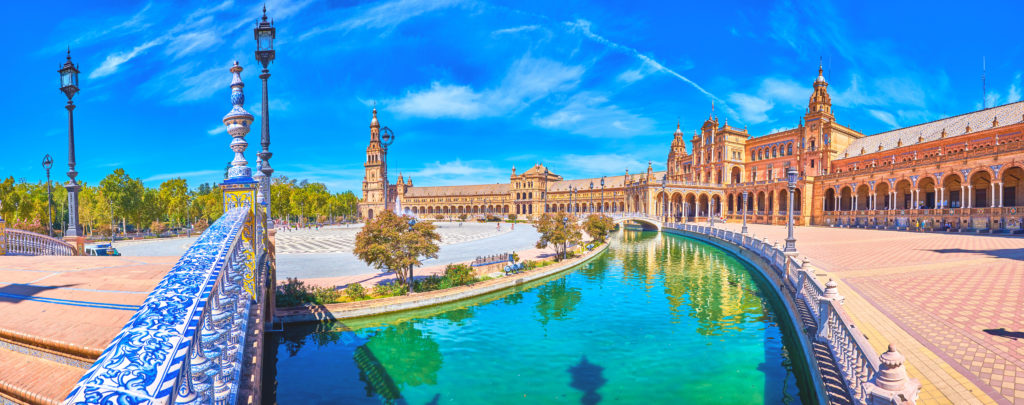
[0,63,275,404]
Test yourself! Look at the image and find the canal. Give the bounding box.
[263,230,813,404]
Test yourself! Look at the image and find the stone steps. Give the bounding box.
[0,344,86,405]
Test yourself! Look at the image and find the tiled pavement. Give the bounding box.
[272,221,512,254]
[0,256,174,403]
[715,222,1023,404]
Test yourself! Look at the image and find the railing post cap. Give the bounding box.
[869,343,921,403]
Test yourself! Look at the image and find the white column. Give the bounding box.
[938,187,944,209]
[991,185,997,208]
[961,186,966,208]
[968,185,973,208]
[999,183,1004,207]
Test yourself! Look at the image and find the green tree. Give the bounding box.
[158,178,190,228]
[100,169,143,234]
[535,212,582,260]
[354,211,441,294]
[583,214,615,243]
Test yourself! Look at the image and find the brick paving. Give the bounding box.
[0,256,174,403]
[272,221,511,254]
[716,222,1023,404]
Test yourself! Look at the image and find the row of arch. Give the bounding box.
[823,166,1024,211]
[543,201,625,213]
[752,142,795,161]
[650,191,726,220]
[408,205,511,215]
[723,189,804,215]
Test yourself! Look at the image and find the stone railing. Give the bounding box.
[2,228,77,256]
[655,219,921,405]
[64,207,268,404]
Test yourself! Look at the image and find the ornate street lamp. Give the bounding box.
[254,5,276,228]
[407,217,417,294]
[42,155,54,237]
[589,181,594,216]
[600,176,605,213]
[785,168,798,253]
[59,49,82,238]
[380,126,395,211]
[742,191,749,234]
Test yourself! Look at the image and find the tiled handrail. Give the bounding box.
[3,228,76,256]
[64,207,264,404]
[655,218,918,404]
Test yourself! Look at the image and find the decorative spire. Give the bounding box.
[262,3,268,21]
[370,107,379,128]
[223,61,255,180]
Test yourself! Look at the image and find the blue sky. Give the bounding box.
[2,0,1023,193]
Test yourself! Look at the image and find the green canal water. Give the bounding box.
[264,231,812,404]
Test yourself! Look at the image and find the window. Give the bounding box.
[810,160,815,168]
[787,144,793,155]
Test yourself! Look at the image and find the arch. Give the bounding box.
[1002,166,1024,207]
[793,188,802,213]
[367,209,374,220]
[918,177,937,209]
[874,181,891,210]
[942,173,963,208]
[698,194,710,219]
[787,143,793,155]
[839,186,853,211]
[778,189,789,213]
[856,184,870,210]
[824,187,836,211]
[711,194,722,217]
[969,170,993,208]
[756,191,766,214]
[684,193,697,219]
[730,166,742,184]
[727,193,735,213]
[894,179,913,210]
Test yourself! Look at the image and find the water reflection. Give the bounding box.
[266,230,809,404]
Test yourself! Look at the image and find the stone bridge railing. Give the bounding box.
[622,215,920,405]
[1,228,77,256]
[63,207,269,404]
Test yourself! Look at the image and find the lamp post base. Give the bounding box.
[784,238,797,254]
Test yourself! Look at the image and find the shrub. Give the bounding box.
[458,213,468,221]
[276,277,343,306]
[372,283,406,298]
[443,264,476,286]
[344,283,368,300]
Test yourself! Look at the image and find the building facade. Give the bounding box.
[359,65,1024,232]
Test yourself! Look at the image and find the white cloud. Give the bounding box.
[726,77,806,125]
[533,92,656,138]
[404,159,505,186]
[492,25,540,36]
[207,125,224,136]
[165,29,222,59]
[728,93,774,125]
[300,0,465,40]
[564,19,736,116]
[1007,75,1022,103]
[557,153,653,177]
[389,55,584,119]
[90,38,163,79]
[868,109,899,129]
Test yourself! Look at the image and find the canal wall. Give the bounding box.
[276,242,609,324]
[663,227,831,405]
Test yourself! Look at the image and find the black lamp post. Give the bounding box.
[600,176,605,213]
[742,191,749,234]
[561,216,568,260]
[785,168,798,253]
[59,49,82,238]
[42,155,54,237]
[589,181,594,216]
[255,5,276,227]
[380,126,395,212]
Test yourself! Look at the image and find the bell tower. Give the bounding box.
[359,108,386,220]
[808,63,832,117]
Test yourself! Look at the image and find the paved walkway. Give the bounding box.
[714,222,1022,404]
[0,256,174,403]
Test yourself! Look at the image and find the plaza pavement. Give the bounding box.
[713,222,1023,404]
[115,221,541,280]
[0,256,175,403]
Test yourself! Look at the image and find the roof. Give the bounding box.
[404,183,509,197]
[548,171,667,192]
[843,101,1024,158]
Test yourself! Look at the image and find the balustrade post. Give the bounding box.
[815,279,844,342]
[867,344,921,405]
[0,211,6,255]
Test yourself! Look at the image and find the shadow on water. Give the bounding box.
[534,277,582,326]
[568,356,606,405]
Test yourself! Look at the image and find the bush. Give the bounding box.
[443,264,476,286]
[276,277,343,307]
[372,283,406,298]
[344,283,368,300]
[458,213,468,221]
